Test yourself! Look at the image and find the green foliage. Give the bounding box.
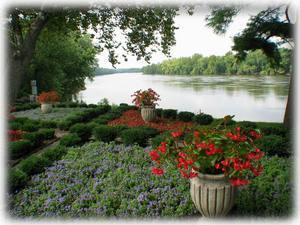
[256,135,291,157]
[120,127,159,147]
[142,49,292,75]
[151,131,171,148]
[93,125,118,143]
[257,123,288,137]
[235,156,292,217]
[9,140,32,160]
[22,131,45,147]
[18,155,50,176]
[41,145,67,161]
[39,120,57,128]
[177,111,195,122]
[9,168,28,193]
[59,134,82,147]
[113,125,129,136]
[69,123,93,141]
[155,108,163,118]
[162,109,177,120]
[193,113,214,125]
[38,128,55,140]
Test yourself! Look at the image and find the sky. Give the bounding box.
[96,6,262,69]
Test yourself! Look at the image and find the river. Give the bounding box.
[79,73,289,122]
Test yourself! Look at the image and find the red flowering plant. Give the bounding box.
[149,126,264,186]
[131,88,160,108]
[37,91,59,104]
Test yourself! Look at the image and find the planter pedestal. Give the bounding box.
[190,173,236,217]
[41,103,53,113]
[141,106,156,122]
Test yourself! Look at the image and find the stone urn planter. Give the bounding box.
[190,173,236,217]
[41,103,53,113]
[141,106,156,122]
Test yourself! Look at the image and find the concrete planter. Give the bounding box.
[41,103,53,113]
[141,106,156,122]
[190,173,236,217]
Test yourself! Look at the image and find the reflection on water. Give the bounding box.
[80,73,289,122]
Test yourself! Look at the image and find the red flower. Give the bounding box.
[157,142,167,153]
[171,131,183,138]
[37,91,59,103]
[194,131,200,138]
[178,152,187,158]
[149,150,160,161]
[215,163,221,170]
[229,178,250,186]
[189,171,198,178]
[251,165,264,176]
[151,167,164,176]
[249,130,262,140]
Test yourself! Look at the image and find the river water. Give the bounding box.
[79,73,289,122]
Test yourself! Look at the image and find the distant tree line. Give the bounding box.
[142,48,292,76]
[94,67,142,75]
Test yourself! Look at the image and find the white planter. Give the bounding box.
[41,103,53,113]
[190,173,236,217]
[141,106,156,122]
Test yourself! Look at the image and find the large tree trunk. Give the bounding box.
[8,11,49,104]
[283,74,293,130]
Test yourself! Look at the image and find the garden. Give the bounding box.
[7,89,293,218]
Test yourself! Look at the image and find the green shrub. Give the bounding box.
[235,156,292,217]
[11,117,29,124]
[9,168,28,193]
[9,122,22,130]
[151,131,171,148]
[193,113,214,125]
[114,125,129,135]
[9,140,32,160]
[22,131,45,147]
[69,123,92,141]
[39,120,57,128]
[155,108,163,118]
[78,103,88,108]
[60,133,82,147]
[255,135,291,157]
[88,104,97,108]
[120,127,159,147]
[68,102,79,108]
[257,123,287,137]
[162,109,177,120]
[38,128,55,140]
[93,125,117,142]
[42,145,67,161]
[117,103,136,112]
[18,155,50,176]
[92,117,109,125]
[178,111,195,122]
[57,120,73,130]
[21,120,41,132]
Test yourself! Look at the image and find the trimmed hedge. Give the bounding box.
[178,111,195,122]
[69,123,93,142]
[41,145,67,161]
[38,128,55,140]
[39,120,57,128]
[10,140,32,160]
[257,123,288,137]
[235,156,292,217]
[255,135,291,157]
[93,125,118,143]
[8,168,28,192]
[120,126,159,147]
[22,131,45,148]
[18,155,51,176]
[155,108,163,118]
[59,134,82,147]
[162,109,177,120]
[193,113,213,125]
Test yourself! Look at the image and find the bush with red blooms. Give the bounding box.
[8,130,25,141]
[37,91,59,104]
[131,88,160,108]
[150,126,265,186]
[108,110,194,132]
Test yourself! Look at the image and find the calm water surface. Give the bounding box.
[80,73,289,122]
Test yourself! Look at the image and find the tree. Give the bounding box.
[8,6,178,103]
[205,5,294,128]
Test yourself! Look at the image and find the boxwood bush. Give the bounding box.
[120,126,159,147]
[257,123,288,137]
[234,156,292,217]
[162,109,177,120]
[18,155,51,176]
[255,135,291,157]
[38,128,55,140]
[155,108,163,118]
[178,111,195,122]
[10,140,32,160]
[193,113,214,125]
[22,131,45,147]
[39,120,57,128]
[69,123,93,142]
[41,145,67,161]
[59,133,82,147]
[8,168,28,193]
[93,125,118,143]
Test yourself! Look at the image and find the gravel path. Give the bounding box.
[12,107,86,121]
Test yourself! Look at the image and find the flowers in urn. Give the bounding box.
[37,91,59,104]
[37,91,59,113]
[150,126,264,186]
[131,88,160,108]
[131,88,160,122]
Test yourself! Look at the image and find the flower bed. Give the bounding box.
[108,110,194,133]
[8,142,292,218]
